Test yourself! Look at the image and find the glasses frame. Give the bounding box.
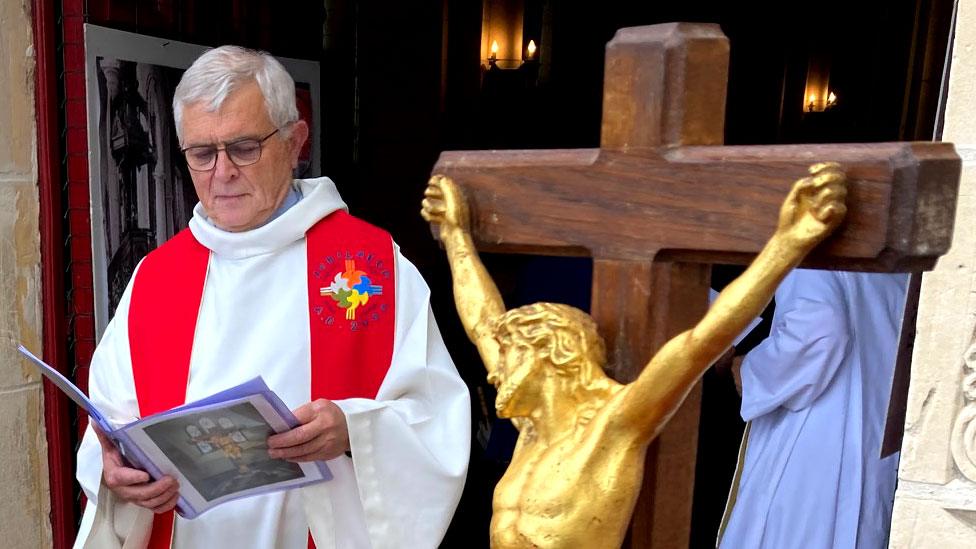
[181,128,281,172]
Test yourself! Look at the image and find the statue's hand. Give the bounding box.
[776,162,848,249]
[421,174,471,238]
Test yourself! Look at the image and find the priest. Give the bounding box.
[719,269,908,548]
[74,45,470,549]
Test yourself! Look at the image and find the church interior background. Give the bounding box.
[30,0,955,547]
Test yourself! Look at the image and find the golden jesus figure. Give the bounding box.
[421,163,847,548]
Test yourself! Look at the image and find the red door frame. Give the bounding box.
[33,0,77,547]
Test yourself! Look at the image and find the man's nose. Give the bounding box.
[212,150,240,180]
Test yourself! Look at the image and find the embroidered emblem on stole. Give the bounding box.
[319,259,384,320]
[310,250,392,330]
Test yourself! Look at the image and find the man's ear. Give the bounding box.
[289,119,310,168]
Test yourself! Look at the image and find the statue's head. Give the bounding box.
[489,302,607,417]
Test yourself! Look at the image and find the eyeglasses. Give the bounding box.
[181,129,280,171]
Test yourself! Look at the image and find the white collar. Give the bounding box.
[189,177,348,259]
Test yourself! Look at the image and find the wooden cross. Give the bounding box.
[431,23,960,548]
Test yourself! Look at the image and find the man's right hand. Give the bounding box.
[95,428,180,514]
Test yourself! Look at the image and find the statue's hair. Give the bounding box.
[493,302,606,388]
[173,45,298,142]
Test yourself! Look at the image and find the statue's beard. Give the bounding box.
[493,363,534,418]
[494,383,518,418]
[495,384,515,417]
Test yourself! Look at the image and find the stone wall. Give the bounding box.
[0,0,52,547]
[890,1,976,547]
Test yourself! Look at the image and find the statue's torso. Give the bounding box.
[490,397,647,548]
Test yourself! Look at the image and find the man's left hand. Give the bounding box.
[266,399,350,462]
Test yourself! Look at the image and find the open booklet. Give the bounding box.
[18,345,331,519]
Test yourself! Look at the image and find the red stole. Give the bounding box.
[128,210,396,549]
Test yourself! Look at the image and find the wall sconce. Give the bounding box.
[481,0,523,69]
[803,52,832,113]
[806,90,839,113]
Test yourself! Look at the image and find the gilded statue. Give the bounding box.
[421,163,847,548]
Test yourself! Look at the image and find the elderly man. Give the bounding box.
[74,46,470,549]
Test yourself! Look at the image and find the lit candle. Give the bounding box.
[490,40,499,61]
[527,39,537,60]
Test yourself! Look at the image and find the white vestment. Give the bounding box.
[75,177,471,549]
[719,269,908,549]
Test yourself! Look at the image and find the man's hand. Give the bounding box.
[267,399,350,462]
[712,346,736,374]
[731,355,744,397]
[421,175,471,239]
[776,162,847,250]
[96,428,179,514]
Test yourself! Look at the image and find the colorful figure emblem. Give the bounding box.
[320,259,384,320]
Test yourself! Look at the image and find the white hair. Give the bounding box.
[173,45,298,143]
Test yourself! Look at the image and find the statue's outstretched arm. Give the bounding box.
[618,163,848,439]
[422,175,505,373]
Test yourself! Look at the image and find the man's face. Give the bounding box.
[179,80,309,232]
[489,342,544,418]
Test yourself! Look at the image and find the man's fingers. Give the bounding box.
[285,448,345,463]
[424,185,443,198]
[280,439,347,462]
[291,402,316,424]
[138,483,180,510]
[268,400,320,450]
[115,476,177,503]
[270,436,327,460]
[104,464,151,488]
[151,493,180,514]
[268,399,348,457]
[267,422,317,449]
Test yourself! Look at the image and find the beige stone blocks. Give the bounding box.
[0,388,50,547]
[0,0,51,547]
[891,3,976,547]
[0,0,36,175]
[890,495,976,549]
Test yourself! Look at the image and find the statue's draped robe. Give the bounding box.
[75,178,471,549]
[720,269,908,549]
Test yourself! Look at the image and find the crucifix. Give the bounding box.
[428,23,960,547]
